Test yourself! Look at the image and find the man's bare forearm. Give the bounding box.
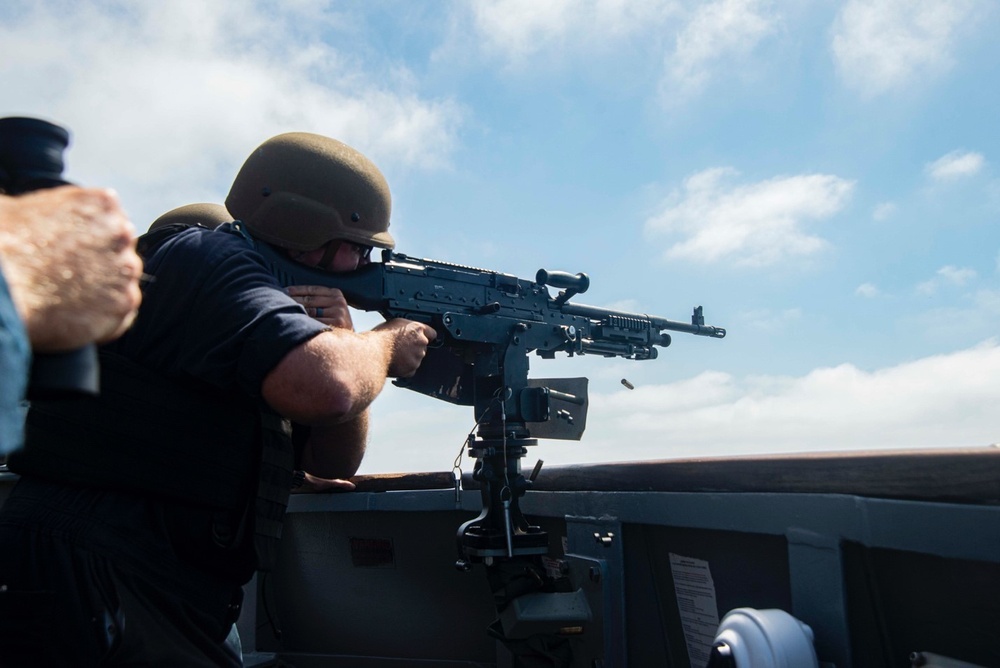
[300,409,369,480]
[261,318,435,425]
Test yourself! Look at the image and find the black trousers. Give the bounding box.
[0,478,244,667]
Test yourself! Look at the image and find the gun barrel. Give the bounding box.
[652,317,727,338]
[560,303,726,338]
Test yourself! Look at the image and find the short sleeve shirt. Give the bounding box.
[104,223,328,394]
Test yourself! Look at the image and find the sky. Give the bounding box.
[2,0,998,474]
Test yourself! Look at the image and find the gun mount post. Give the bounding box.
[457,331,549,563]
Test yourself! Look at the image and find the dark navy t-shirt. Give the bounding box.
[105,222,329,393]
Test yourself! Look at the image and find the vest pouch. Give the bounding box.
[252,411,294,571]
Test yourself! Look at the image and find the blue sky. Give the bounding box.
[2,0,998,473]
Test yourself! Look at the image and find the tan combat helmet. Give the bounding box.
[148,202,232,232]
[225,132,394,252]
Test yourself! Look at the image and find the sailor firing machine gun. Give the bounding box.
[241,225,726,567]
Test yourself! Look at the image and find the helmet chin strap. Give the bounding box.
[317,240,343,271]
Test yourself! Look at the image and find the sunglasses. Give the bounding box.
[347,242,373,262]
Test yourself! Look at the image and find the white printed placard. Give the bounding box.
[669,553,720,668]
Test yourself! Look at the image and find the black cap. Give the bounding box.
[0,116,72,194]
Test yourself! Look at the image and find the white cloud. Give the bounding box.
[464,0,679,65]
[666,0,779,96]
[916,265,978,295]
[856,283,880,298]
[925,150,986,181]
[831,0,980,97]
[569,340,1000,464]
[645,167,854,267]
[0,1,463,228]
[466,0,577,62]
[363,340,1000,471]
[456,0,778,103]
[872,201,896,221]
[938,265,978,285]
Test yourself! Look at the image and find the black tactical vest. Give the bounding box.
[10,350,294,573]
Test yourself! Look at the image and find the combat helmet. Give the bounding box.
[148,202,232,232]
[225,132,394,252]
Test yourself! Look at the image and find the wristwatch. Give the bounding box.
[291,469,305,489]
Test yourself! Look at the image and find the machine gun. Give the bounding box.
[236,223,726,564]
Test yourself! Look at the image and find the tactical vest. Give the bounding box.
[10,351,294,572]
